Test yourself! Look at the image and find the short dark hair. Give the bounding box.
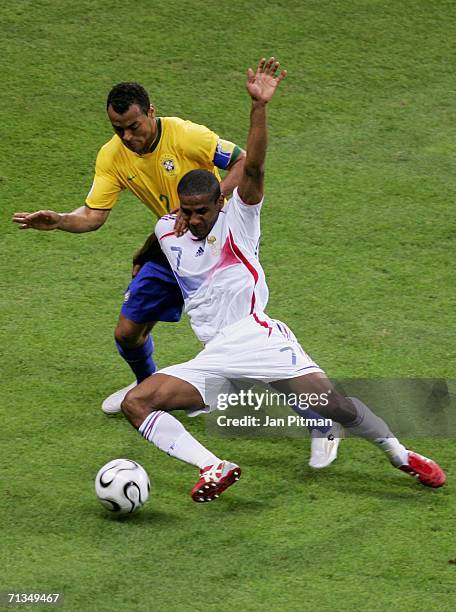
[178,170,221,203]
[106,82,150,115]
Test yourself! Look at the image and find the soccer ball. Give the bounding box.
[95,458,150,514]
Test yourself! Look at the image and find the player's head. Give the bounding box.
[178,170,224,240]
[106,82,156,155]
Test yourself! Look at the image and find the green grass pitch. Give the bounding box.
[1,1,455,610]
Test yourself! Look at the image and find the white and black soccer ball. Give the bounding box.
[95,458,150,514]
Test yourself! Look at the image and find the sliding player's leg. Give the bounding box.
[102,259,184,414]
[253,316,343,468]
[272,373,446,487]
[121,372,241,502]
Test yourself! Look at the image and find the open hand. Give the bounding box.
[246,57,287,103]
[12,210,61,230]
[173,208,188,237]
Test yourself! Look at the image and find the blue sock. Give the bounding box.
[115,336,156,383]
[290,404,332,434]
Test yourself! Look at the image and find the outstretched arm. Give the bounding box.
[237,57,287,205]
[12,206,109,233]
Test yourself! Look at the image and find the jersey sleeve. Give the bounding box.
[85,146,123,210]
[180,120,219,167]
[225,187,263,256]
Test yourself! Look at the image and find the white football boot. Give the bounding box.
[101,382,136,414]
[309,422,344,469]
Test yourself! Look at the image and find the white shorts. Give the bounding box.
[159,313,324,415]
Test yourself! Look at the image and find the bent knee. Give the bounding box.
[325,393,357,423]
[121,385,169,425]
[114,321,146,348]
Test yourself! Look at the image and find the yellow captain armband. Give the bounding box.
[213,140,243,170]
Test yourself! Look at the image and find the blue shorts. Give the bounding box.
[121,260,184,324]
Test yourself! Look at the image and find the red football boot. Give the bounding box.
[399,451,446,488]
[191,461,241,502]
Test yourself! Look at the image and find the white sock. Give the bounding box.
[374,437,408,467]
[346,397,408,466]
[139,411,220,469]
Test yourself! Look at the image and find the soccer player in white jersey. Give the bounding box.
[120,57,446,502]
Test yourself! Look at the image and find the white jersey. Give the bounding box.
[155,188,269,343]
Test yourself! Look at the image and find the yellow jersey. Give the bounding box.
[85,117,222,217]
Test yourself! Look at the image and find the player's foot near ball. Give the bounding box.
[309,422,344,469]
[101,381,136,414]
[191,461,241,502]
[397,451,446,488]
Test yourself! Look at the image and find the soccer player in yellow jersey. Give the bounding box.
[13,81,246,406]
[13,79,342,469]
[87,89,238,218]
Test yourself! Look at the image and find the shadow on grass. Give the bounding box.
[213,496,267,512]
[299,465,448,501]
[97,507,181,525]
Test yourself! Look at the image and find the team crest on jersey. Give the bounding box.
[160,154,179,176]
[207,235,219,255]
